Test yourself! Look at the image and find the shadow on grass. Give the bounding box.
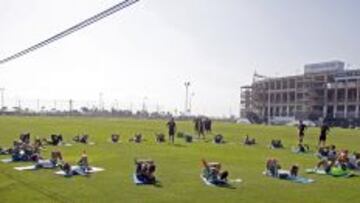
[218,184,236,190]
[154,181,163,188]
[172,143,186,148]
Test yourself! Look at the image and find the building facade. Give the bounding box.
[240,61,360,122]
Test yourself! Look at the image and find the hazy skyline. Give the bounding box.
[0,0,359,116]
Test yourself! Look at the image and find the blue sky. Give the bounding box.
[0,0,359,116]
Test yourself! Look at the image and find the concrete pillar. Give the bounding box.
[334,85,338,118]
[323,77,328,118]
[344,79,348,118]
[356,79,360,118]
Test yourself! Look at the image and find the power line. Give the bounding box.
[0,0,140,65]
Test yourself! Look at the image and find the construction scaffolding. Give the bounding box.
[240,61,360,122]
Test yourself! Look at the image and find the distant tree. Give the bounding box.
[80,106,90,113]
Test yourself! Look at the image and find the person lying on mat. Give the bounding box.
[60,152,91,177]
[129,133,142,143]
[19,132,31,144]
[266,158,281,177]
[270,139,283,148]
[317,146,330,159]
[201,159,229,184]
[348,152,360,170]
[0,147,12,155]
[294,143,310,153]
[43,134,63,146]
[289,164,299,178]
[135,158,156,184]
[328,145,337,161]
[315,158,340,175]
[35,150,63,169]
[337,150,349,164]
[244,135,256,145]
[315,159,350,177]
[111,134,120,143]
[78,152,91,171]
[11,143,41,162]
[214,134,225,144]
[155,133,165,143]
[73,134,89,144]
[266,158,299,179]
[33,137,44,149]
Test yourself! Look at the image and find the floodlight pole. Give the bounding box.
[184,82,190,115]
[267,82,271,125]
[99,92,104,111]
[142,96,148,112]
[189,92,195,114]
[0,88,4,109]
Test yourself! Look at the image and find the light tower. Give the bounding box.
[188,92,195,114]
[142,96,148,112]
[184,82,190,115]
[0,88,5,110]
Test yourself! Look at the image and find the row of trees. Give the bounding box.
[0,106,173,119]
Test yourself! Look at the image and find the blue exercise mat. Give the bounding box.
[133,173,157,185]
[200,175,232,187]
[263,170,314,184]
[133,173,144,184]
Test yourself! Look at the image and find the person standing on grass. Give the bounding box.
[318,123,330,147]
[194,117,205,139]
[167,117,176,144]
[297,120,307,144]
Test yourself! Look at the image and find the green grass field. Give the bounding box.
[0,116,360,203]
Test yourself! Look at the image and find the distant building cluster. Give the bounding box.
[241,60,360,124]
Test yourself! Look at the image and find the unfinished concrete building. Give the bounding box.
[240,61,360,123]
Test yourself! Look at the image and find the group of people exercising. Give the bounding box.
[314,145,360,176]
[0,132,97,176]
[265,120,360,179]
[0,118,358,184]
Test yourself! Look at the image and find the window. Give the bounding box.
[270,82,275,90]
[275,107,280,116]
[282,80,288,89]
[337,105,344,111]
[337,89,345,102]
[348,89,357,101]
[281,106,287,116]
[297,93,303,100]
[327,90,335,101]
[289,92,295,102]
[276,80,281,89]
[289,79,295,88]
[283,93,288,102]
[289,106,295,116]
[276,94,281,102]
[348,105,356,112]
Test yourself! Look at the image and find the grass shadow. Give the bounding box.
[172,143,186,148]
[153,181,163,188]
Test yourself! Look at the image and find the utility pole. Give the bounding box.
[37,99,40,112]
[69,99,73,114]
[18,99,21,110]
[99,92,104,111]
[156,102,159,113]
[184,82,190,115]
[0,88,5,109]
[142,97,148,112]
[189,92,195,114]
[54,100,57,111]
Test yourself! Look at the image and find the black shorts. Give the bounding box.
[299,132,304,137]
[169,131,175,136]
[319,135,327,141]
